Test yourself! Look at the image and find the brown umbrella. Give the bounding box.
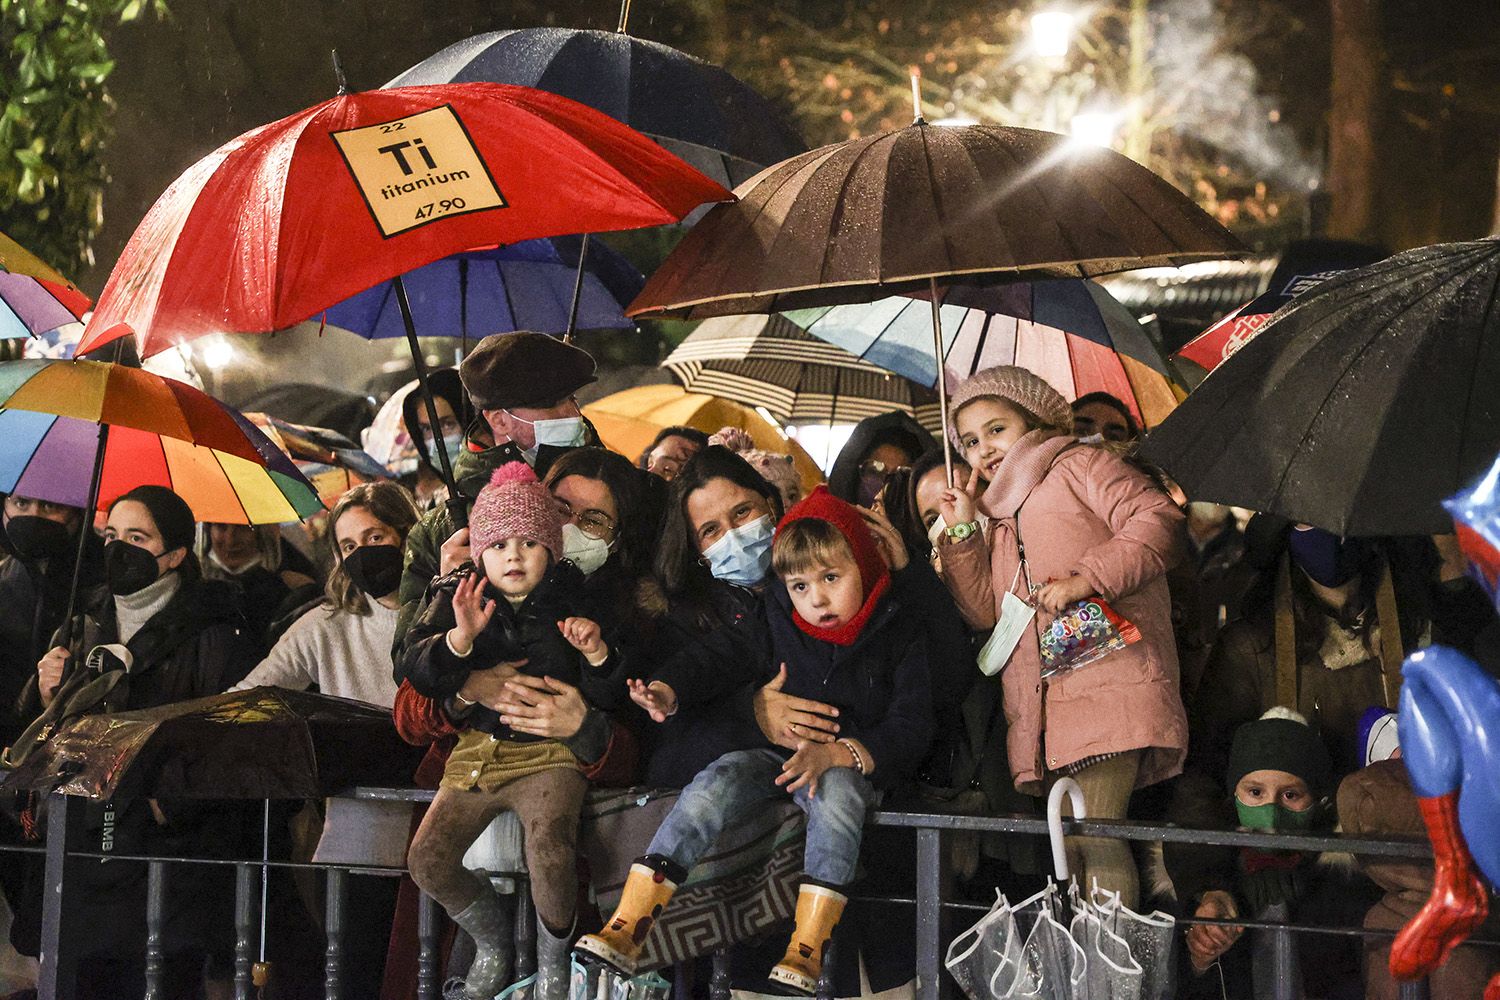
[629,111,1243,470]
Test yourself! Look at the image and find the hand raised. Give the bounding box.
[627,679,678,723]
[449,571,496,653]
[558,617,605,659]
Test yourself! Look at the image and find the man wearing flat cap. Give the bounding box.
[391,332,603,658]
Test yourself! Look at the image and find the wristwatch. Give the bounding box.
[944,520,980,542]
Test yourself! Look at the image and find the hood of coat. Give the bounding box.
[827,411,937,504]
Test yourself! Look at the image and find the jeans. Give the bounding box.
[647,748,874,887]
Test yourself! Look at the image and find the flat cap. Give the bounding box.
[459,332,598,411]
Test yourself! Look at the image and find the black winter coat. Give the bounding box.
[401,562,624,740]
[652,573,935,790]
[61,573,261,960]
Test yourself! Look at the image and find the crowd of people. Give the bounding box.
[1,329,1497,1000]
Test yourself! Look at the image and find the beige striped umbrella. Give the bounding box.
[663,313,942,433]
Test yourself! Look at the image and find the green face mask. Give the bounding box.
[1235,799,1319,832]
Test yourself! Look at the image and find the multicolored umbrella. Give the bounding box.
[788,280,1183,429]
[0,231,91,341]
[246,413,390,506]
[76,82,729,497]
[663,313,942,431]
[0,359,321,524]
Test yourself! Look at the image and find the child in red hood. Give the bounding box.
[576,487,934,995]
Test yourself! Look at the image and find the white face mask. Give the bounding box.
[701,515,774,587]
[561,522,611,577]
[1077,433,1105,445]
[505,408,586,449]
[926,515,948,551]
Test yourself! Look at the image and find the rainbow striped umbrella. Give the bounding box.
[787,279,1185,429]
[0,231,91,340]
[0,359,321,524]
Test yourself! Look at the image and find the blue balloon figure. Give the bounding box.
[1390,454,1500,999]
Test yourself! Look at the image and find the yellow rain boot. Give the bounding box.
[574,855,683,975]
[768,883,848,995]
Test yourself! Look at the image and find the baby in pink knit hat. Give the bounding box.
[400,462,624,999]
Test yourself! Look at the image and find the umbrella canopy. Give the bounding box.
[789,280,1183,429]
[387,28,805,190]
[1174,239,1389,377]
[0,271,87,341]
[78,82,731,358]
[627,123,1243,320]
[1,687,424,799]
[246,412,389,506]
[582,384,825,493]
[1140,238,1500,536]
[663,313,942,432]
[0,230,91,317]
[0,359,321,523]
[307,235,644,340]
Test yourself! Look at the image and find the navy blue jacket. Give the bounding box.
[652,572,934,789]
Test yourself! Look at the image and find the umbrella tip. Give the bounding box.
[331,49,348,96]
[910,67,925,125]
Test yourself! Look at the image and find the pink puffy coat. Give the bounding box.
[940,431,1189,792]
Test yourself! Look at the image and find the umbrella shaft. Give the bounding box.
[61,422,110,641]
[394,274,460,493]
[929,279,954,479]
[563,233,592,343]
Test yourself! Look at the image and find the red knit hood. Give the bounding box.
[775,486,892,645]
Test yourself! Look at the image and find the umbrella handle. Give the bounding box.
[60,422,111,645]
[563,234,592,344]
[394,274,461,498]
[928,278,954,481]
[1047,777,1086,882]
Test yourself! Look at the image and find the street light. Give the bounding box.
[1069,110,1120,148]
[1029,10,1077,59]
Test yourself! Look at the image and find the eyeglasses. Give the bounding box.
[555,499,617,541]
[858,459,911,479]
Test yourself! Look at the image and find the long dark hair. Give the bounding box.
[654,446,783,628]
[542,446,654,576]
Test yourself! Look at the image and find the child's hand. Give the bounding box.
[1032,573,1095,614]
[937,465,981,534]
[775,740,843,798]
[627,679,678,723]
[448,571,496,654]
[558,617,606,662]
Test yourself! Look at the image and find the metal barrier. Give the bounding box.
[4,787,1492,1000]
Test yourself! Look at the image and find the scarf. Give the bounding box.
[777,486,892,646]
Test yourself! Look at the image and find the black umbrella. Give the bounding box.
[1,687,423,800]
[386,27,804,190]
[1140,237,1500,536]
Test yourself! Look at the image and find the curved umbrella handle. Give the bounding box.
[1047,777,1086,882]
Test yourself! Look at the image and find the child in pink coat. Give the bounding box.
[935,365,1188,906]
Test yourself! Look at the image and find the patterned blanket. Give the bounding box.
[579,787,805,971]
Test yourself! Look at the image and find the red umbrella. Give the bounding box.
[78,83,730,358]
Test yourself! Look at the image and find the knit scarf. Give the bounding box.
[114,571,182,646]
[977,430,1075,571]
[777,486,892,646]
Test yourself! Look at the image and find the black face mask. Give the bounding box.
[104,540,164,597]
[341,544,403,599]
[4,515,74,562]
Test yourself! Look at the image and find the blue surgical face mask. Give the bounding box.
[437,431,465,467]
[505,408,586,449]
[701,515,774,587]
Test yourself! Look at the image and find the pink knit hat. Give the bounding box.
[469,462,564,561]
[947,365,1073,445]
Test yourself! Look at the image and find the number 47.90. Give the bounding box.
[414,197,466,219]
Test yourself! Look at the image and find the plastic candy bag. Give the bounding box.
[1038,597,1141,678]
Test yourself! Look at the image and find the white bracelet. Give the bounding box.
[445,630,473,658]
[838,739,867,775]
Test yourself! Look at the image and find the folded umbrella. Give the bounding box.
[1,687,424,799]
[789,279,1182,429]
[663,313,942,432]
[1141,237,1500,536]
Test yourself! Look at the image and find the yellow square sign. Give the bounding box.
[331,104,506,238]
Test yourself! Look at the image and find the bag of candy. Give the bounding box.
[1038,596,1141,678]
